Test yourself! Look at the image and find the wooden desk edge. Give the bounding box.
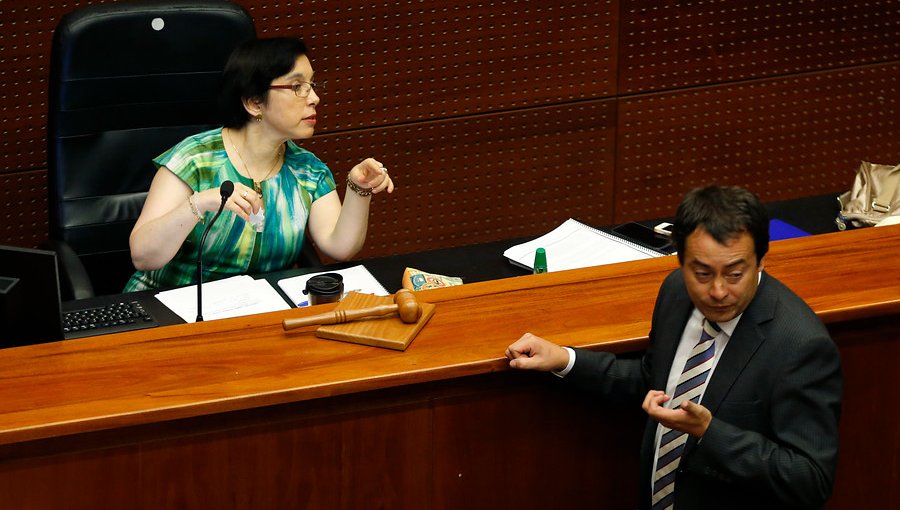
[1,225,898,447]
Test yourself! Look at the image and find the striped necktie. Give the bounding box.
[651,318,721,510]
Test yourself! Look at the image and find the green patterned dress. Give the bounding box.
[124,128,336,292]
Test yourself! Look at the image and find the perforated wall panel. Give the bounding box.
[258,1,618,132]
[615,63,900,221]
[0,0,898,258]
[0,3,57,173]
[305,100,616,258]
[0,170,48,248]
[619,0,900,94]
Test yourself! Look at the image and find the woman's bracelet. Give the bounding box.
[347,179,373,197]
[188,192,205,223]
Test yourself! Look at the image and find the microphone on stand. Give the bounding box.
[196,180,234,322]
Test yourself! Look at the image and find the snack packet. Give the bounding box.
[401,267,463,291]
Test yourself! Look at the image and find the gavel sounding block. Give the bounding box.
[315,292,435,351]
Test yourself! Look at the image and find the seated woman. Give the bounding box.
[125,37,393,291]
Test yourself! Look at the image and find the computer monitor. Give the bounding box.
[0,245,64,347]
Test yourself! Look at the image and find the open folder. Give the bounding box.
[503,218,666,272]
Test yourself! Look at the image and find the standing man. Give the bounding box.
[505,186,841,510]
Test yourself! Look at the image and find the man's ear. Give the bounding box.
[758,253,767,272]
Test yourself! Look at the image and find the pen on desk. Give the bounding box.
[296,300,308,307]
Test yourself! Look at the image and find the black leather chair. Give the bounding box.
[47,0,256,299]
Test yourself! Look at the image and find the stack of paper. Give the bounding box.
[155,275,290,323]
[503,218,663,272]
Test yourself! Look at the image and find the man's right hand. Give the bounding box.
[505,332,570,372]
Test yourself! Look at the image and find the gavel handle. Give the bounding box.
[283,304,399,330]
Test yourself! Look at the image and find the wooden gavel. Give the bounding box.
[282,289,422,330]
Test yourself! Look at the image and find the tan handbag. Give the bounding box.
[836,161,900,230]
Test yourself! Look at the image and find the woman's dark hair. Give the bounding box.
[219,37,309,128]
[672,186,770,265]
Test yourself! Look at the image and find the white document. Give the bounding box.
[277,265,390,307]
[155,275,291,323]
[503,218,663,272]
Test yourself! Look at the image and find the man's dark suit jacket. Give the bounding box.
[566,269,842,510]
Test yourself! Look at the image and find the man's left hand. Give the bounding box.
[642,390,712,438]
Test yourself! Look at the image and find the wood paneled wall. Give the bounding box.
[1,0,898,258]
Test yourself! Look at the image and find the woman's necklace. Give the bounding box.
[226,128,284,199]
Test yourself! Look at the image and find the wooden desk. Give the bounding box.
[1,227,898,509]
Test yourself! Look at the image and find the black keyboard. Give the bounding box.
[63,300,159,339]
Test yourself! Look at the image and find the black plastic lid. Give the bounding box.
[303,273,344,297]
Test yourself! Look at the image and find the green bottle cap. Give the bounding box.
[533,247,548,274]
